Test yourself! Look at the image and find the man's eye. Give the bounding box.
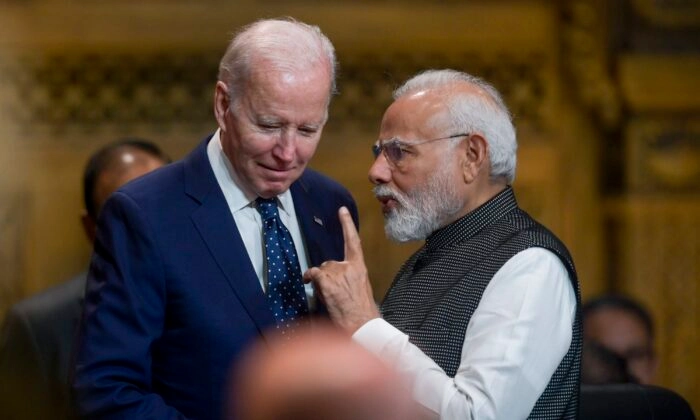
[298,127,318,137]
[393,143,412,155]
[383,144,402,160]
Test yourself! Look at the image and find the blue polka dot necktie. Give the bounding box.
[256,197,309,334]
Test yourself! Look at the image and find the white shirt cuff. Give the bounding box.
[352,317,404,356]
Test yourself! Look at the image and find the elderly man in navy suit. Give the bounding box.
[72,18,358,420]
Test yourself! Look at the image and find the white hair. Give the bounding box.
[394,69,517,183]
[218,18,337,105]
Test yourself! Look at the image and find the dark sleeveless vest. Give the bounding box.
[381,187,581,419]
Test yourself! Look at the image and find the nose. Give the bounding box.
[273,130,296,163]
[368,152,392,185]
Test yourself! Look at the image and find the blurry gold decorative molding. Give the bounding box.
[611,195,700,406]
[631,0,700,27]
[0,51,547,135]
[626,117,700,192]
[561,0,622,128]
[0,51,222,135]
[333,51,547,131]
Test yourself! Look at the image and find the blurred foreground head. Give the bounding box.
[232,324,428,420]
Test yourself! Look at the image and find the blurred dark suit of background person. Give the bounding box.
[0,0,698,415]
[0,139,168,419]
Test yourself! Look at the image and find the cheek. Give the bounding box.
[249,142,275,159]
[235,135,275,159]
[391,165,428,193]
[295,140,320,162]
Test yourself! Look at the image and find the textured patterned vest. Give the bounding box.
[381,187,581,419]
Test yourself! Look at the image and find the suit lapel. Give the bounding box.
[184,138,277,339]
[290,178,335,267]
[290,177,335,317]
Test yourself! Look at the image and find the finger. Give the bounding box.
[338,206,363,262]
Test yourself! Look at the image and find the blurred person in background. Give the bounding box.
[581,294,658,385]
[0,138,168,419]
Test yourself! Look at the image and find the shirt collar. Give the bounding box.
[425,186,518,252]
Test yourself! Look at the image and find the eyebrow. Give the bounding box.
[256,115,281,124]
[381,138,424,147]
[377,137,404,143]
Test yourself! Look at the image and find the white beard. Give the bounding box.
[373,161,463,242]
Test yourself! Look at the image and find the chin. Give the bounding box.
[257,182,293,197]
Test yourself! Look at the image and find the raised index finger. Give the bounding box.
[338,206,363,262]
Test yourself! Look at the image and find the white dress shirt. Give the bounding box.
[207,130,316,308]
[353,247,576,420]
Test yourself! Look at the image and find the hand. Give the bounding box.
[303,207,380,333]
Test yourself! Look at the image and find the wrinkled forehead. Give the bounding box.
[240,56,333,106]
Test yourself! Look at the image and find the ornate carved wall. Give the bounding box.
[563,0,700,409]
[0,0,697,412]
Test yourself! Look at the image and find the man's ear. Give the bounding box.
[214,81,230,132]
[81,211,97,245]
[461,134,489,184]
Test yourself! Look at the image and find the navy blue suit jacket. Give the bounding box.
[73,137,358,420]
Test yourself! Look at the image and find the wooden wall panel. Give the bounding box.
[610,197,700,408]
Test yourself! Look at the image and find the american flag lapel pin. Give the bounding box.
[313,216,323,226]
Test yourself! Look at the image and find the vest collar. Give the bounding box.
[425,186,518,252]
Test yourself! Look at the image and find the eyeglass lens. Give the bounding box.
[383,141,403,163]
[372,133,469,165]
[371,140,403,164]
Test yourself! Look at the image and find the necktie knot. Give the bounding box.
[256,197,279,221]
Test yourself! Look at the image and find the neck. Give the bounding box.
[443,179,508,228]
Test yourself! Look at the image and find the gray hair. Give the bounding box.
[218,18,337,106]
[394,69,517,183]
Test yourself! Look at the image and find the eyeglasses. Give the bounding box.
[372,133,470,167]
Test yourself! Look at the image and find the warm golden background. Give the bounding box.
[0,0,698,412]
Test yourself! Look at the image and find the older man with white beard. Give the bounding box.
[305,69,582,420]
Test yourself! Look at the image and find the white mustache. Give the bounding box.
[372,185,398,201]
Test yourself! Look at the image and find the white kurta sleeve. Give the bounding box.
[353,248,576,420]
